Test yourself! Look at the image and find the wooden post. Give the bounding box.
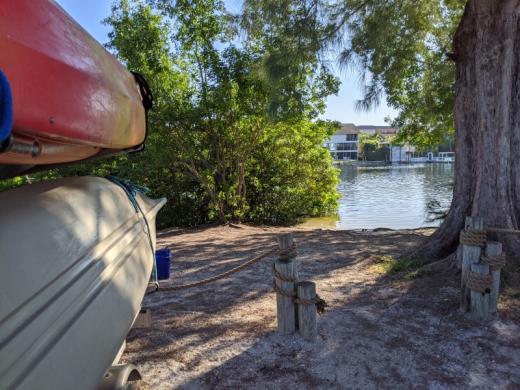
[296,281,318,341]
[277,233,299,280]
[460,216,484,312]
[274,233,298,334]
[277,233,294,252]
[485,241,502,313]
[132,308,152,329]
[469,263,490,321]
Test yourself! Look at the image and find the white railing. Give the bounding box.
[408,156,455,163]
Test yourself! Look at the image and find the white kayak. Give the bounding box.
[0,176,165,389]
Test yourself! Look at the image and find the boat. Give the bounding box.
[0,176,166,389]
[0,0,152,179]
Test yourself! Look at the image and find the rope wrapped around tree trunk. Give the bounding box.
[459,229,487,247]
[466,271,493,293]
[481,254,507,271]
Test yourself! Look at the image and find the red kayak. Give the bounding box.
[0,0,152,178]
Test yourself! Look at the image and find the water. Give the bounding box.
[302,163,454,230]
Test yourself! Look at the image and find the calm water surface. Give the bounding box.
[302,163,454,230]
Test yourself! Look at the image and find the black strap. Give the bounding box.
[131,72,154,152]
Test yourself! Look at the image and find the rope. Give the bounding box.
[272,280,296,298]
[272,263,296,282]
[466,271,493,293]
[460,226,520,237]
[481,254,506,271]
[294,294,328,314]
[272,264,328,314]
[486,227,520,234]
[459,229,487,247]
[279,243,297,261]
[157,247,278,291]
[106,175,158,282]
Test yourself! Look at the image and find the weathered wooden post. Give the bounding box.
[273,233,298,334]
[482,241,505,313]
[468,262,491,321]
[295,281,318,341]
[460,216,485,312]
[132,308,152,329]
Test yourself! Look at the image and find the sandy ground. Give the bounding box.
[122,225,520,389]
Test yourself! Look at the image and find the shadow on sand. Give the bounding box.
[123,225,520,389]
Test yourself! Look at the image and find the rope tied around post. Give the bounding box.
[294,294,328,314]
[272,262,329,314]
[481,254,506,271]
[278,242,297,261]
[272,263,295,282]
[272,262,297,298]
[272,280,296,298]
[459,229,487,247]
[466,271,493,294]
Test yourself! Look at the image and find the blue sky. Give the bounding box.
[56,0,396,125]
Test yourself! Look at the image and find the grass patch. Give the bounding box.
[370,255,425,279]
[403,267,432,280]
[503,287,520,299]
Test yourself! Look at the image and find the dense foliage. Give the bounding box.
[1,0,340,228]
[357,133,389,161]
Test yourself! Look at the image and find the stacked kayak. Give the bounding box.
[0,0,152,179]
[0,2,165,388]
[0,177,165,389]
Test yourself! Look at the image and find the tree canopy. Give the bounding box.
[0,0,341,228]
[241,0,466,148]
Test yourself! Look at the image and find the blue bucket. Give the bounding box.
[155,248,171,280]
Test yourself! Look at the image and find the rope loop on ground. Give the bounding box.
[481,254,506,271]
[157,247,278,292]
[279,243,297,261]
[459,229,487,247]
[467,271,493,293]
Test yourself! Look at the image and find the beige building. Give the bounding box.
[324,123,403,161]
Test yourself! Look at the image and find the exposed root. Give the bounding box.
[417,251,459,273]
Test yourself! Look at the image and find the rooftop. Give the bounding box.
[335,123,397,135]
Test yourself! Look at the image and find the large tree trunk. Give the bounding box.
[414,0,520,261]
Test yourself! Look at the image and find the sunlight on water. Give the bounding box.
[303,163,454,230]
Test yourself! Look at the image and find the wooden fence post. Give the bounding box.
[274,233,298,334]
[469,262,490,321]
[460,216,484,312]
[483,241,503,313]
[296,281,318,341]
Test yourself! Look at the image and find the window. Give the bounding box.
[332,151,358,160]
[336,143,358,151]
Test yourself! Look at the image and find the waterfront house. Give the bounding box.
[325,123,414,162]
[325,123,455,163]
[324,123,359,160]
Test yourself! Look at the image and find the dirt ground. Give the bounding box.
[122,225,520,389]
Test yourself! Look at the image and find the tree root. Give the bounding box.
[415,251,459,274]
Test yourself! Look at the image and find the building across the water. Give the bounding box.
[324,123,454,163]
[324,123,361,160]
[324,123,413,162]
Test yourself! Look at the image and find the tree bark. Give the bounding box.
[413,0,520,261]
